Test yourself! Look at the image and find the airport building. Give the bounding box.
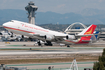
[25,1,38,25]
[64,22,87,35]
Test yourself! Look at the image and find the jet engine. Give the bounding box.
[66,35,75,40]
[45,35,54,41]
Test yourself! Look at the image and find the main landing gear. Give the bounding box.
[37,40,42,46]
[37,40,53,46]
[67,45,70,47]
[44,41,53,46]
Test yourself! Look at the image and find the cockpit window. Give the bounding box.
[10,20,14,22]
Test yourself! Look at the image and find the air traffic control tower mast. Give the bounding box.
[25,1,38,25]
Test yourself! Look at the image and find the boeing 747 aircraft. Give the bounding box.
[3,20,97,47]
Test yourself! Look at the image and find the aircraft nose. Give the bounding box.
[3,22,10,27]
[3,23,7,27]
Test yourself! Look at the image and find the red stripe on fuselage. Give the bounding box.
[3,26,35,34]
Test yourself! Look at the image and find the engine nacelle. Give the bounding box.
[45,35,54,41]
[66,35,75,40]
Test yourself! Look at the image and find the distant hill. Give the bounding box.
[36,12,82,24]
[0,9,105,25]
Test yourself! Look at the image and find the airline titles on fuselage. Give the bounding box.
[22,24,49,32]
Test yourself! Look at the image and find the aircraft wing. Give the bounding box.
[29,33,65,41]
[54,36,65,41]
[30,33,97,41]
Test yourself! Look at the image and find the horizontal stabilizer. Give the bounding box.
[76,34,94,37]
[82,40,90,42]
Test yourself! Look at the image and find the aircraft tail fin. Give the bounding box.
[78,24,97,39]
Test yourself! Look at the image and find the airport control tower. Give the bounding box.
[25,1,38,25]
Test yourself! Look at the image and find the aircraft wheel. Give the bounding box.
[67,45,70,47]
[37,41,41,46]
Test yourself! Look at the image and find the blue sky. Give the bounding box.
[0,0,105,14]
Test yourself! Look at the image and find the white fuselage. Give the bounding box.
[3,20,77,45]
